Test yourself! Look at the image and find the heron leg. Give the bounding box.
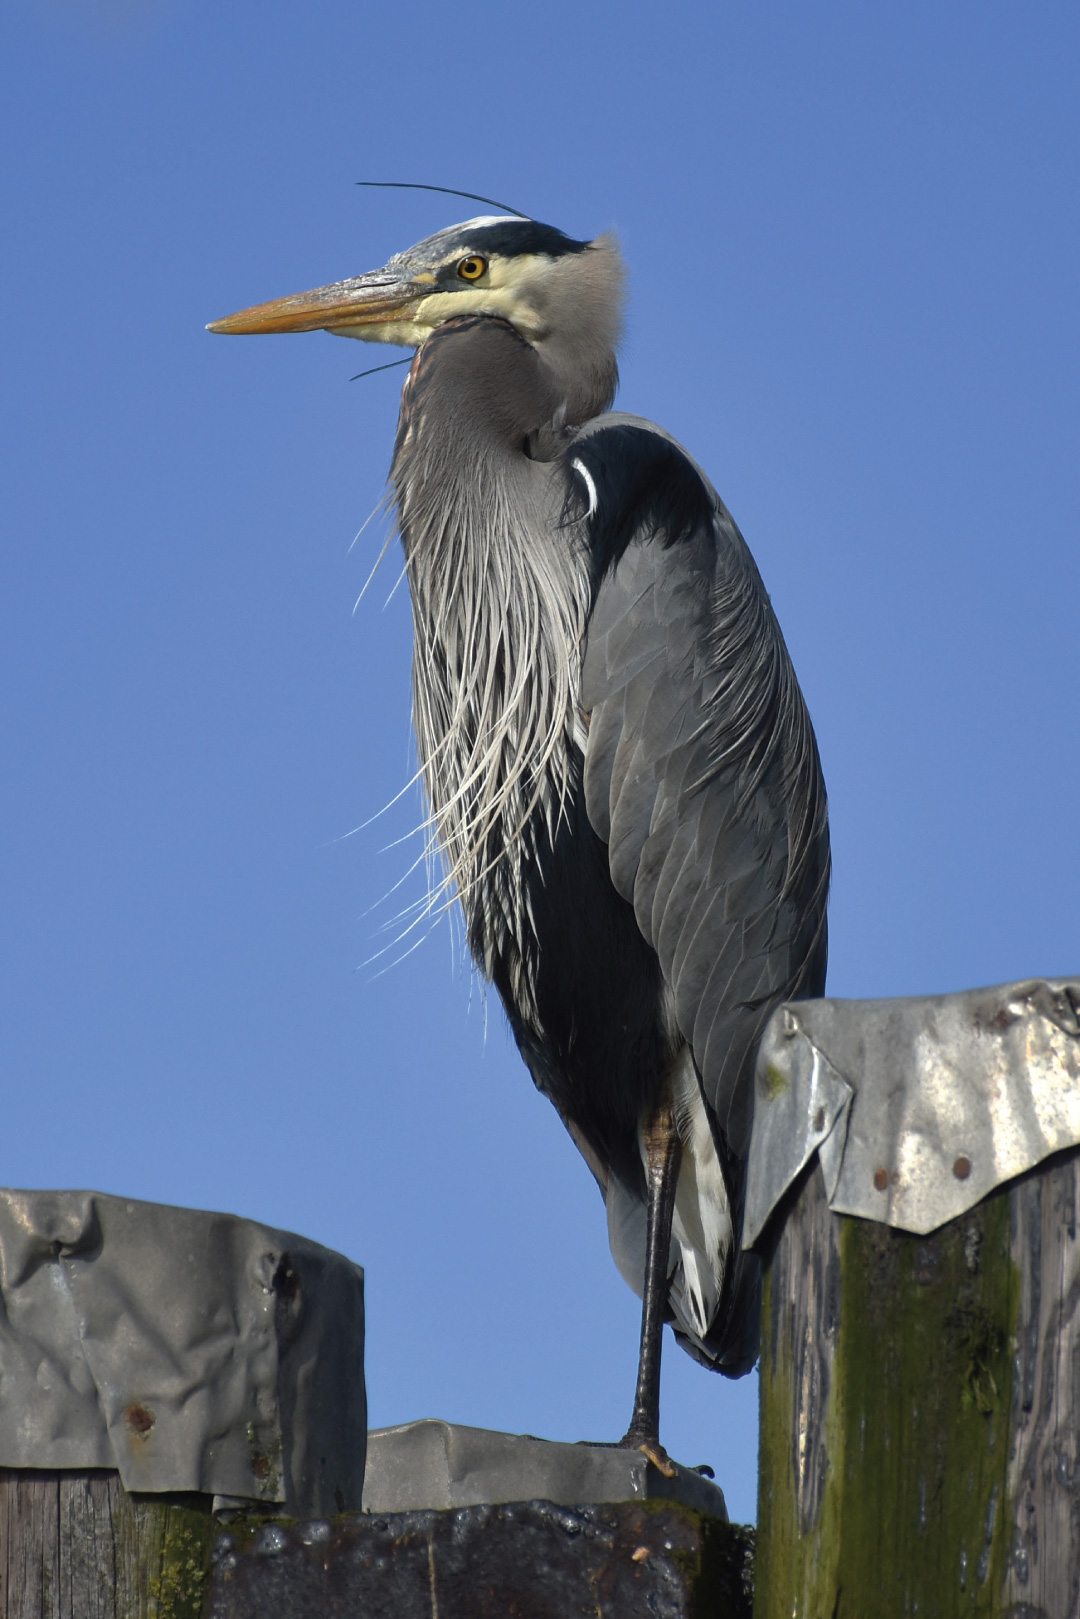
[621,1091,681,1477]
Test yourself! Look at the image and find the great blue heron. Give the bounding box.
[209,214,829,1470]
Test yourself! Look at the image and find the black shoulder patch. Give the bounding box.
[564,424,715,576]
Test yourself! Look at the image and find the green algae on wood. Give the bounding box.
[755,1162,1022,1618]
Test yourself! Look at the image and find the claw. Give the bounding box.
[638,1440,677,1479]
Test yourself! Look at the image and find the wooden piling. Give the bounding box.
[754,1147,1080,1617]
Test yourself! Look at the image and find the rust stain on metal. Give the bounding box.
[953,1155,972,1180]
[252,1453,271,1479]
[124,1403,154,1436]
[873,1167,889,1192]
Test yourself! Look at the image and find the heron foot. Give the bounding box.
[639,1440,677,1478]
[618,1431,677,1478]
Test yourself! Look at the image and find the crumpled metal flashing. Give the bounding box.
[362,1419,729,1519]
[0,1189,366,1515]
[743,979,1080,1248]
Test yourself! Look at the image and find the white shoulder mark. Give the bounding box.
[571,457,599,519]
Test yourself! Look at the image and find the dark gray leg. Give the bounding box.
[621,1094,681,1475]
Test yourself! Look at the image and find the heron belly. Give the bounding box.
[491,781,674,1175]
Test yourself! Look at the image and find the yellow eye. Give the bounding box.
[457,255,487,281]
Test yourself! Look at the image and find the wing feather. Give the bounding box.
[574,417,829,1156]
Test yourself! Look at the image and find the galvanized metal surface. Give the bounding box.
[744,978,1080,1246]
[0,1189,366,1515]
[361,1419,729,1519]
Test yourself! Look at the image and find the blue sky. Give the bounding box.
[2,2,1077,1524]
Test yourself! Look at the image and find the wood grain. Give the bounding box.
[755,1150,1080,1618]
[0,1469,215,1619]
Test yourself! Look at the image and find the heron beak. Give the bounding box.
[207,268,431,336]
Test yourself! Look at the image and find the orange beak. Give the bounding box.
[207,267,430,336]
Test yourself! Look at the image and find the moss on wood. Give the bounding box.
[756,1175,1019,1617]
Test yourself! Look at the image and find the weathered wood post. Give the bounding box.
[206,1422,751,1618]
[747,979,1080,1618]
[0,1190,366,1617]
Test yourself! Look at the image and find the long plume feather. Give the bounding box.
[391,369,591,1016]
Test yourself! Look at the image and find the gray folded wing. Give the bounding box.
[579,431,829,1156]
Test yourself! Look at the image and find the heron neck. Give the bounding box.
[394,315,613,471]
[390,314,593,962]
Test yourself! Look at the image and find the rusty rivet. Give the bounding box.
[631,1546,650,1563]
[813,1108,825,1133]
[124,1403,154,1436]
[873,1167,889,1192]
[953,1155,972,1180]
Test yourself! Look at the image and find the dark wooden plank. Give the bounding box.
[59,1474,117,1619]
[1005,1149,1080,1615]
[0,1469,216,1619]
[0,1470,60,1619]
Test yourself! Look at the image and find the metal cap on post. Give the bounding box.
[0,1191,365,1616]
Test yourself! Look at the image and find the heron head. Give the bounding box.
[208,216,624,413]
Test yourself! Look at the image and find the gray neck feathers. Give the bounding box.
[526,235,623,425]
[392,319,593,986]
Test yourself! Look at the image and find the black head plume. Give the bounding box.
[355,182,531,219]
